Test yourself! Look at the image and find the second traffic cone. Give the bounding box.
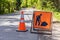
[16,11,28,32]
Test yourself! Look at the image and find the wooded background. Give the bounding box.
[0,0,60,14]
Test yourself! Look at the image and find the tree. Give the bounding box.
[16,0,21,10]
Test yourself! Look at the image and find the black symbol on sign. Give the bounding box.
[35,14,48,26]
[41,22,48,26]
[35,14,42,26]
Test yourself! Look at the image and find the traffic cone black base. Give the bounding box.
[16,30,28,32]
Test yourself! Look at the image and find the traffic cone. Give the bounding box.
[16,11,28,32]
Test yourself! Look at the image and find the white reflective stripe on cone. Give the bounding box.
[20,20,24,22]
[21,14,24,18]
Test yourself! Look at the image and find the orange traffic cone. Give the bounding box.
[16,11,28,32]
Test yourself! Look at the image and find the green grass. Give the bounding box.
[54,12,60,20]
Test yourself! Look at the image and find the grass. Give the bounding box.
[54,12,60,21]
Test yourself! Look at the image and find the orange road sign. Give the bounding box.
[33,11,52,30]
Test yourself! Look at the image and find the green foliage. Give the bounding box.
[0,0,16,14]
[0,0,60,20]
[42,1,55,11]
[16,0,21,10]
[36,0,42,9]
[21,0,27,7]
[54,12,60,20]
[27,0,32,7]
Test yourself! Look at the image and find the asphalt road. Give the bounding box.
[0,12,60,40]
